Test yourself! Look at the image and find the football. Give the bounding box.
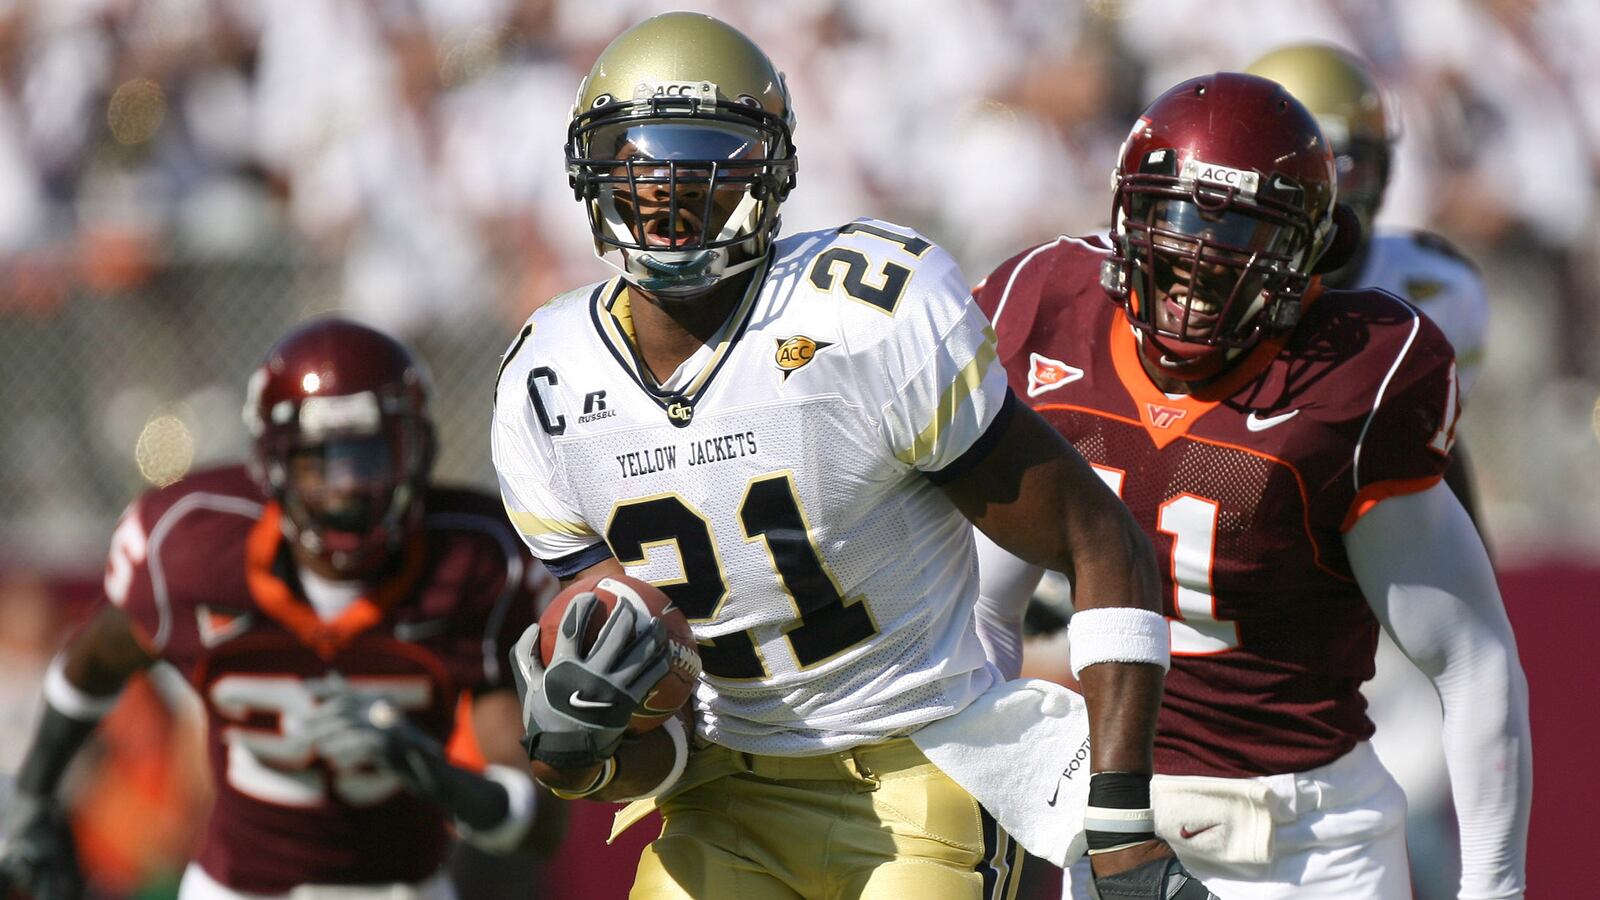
[538,572,700,733]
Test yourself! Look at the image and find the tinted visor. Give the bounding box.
[586,121,773,251]
[594,121,769,165]
[1135,198,1293,256]
[287,436,399,534]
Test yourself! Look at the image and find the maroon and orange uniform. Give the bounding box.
[976,235,1460,778]
[101,465,548,894]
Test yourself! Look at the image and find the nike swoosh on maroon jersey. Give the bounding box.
[1178,824,1219,839]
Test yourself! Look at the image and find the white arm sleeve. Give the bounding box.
[973,530,1044,680]
[1344,482,1531,900]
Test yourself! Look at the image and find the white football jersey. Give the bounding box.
[492,219,1009,755]
[1355,229,1489,400]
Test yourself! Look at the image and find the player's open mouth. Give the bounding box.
[1163,290,1221,332]
[643,213,704,249]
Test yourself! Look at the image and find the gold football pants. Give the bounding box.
[626,738,1024,899]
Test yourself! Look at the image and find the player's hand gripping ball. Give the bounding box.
[539,573,700,732]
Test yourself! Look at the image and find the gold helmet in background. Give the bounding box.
[1245,44,1392,239]
[567,13,797,297]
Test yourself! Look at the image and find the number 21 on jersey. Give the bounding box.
[1092,464,1238,655]
[606,470,879,680]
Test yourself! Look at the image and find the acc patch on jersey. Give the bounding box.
[775,335,832,380]
[1027,352,1084,397]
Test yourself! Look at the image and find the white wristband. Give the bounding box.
[1067,608,1170,679]
[44,654,122,722]
[457,765,538,854]
[616,716,690,802]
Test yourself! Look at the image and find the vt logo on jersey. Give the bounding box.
[774,336,832,380]
[1145,402,1188,429]
[1026,353,1084,397]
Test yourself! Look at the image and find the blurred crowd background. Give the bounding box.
[0,0,1594,897]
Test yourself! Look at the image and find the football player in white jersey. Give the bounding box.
[1245,45,1496,900]
[1245,44,1490,518]
[492,12,1216,900]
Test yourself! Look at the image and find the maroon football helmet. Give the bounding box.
[243,318,434,577]
[1103,73,1337,382]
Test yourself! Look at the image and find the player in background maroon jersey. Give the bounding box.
[0,318,564,899]
[971,74,1530,898]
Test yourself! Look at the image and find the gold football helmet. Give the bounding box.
[1245,44,1391,237]
[567,13,797,297]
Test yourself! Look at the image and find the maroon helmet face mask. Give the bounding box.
[1102,73,1337,382]
[244,319,434,577]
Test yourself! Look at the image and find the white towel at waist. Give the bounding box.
[912,678,1092,866]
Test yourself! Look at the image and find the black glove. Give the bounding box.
[508,593,670,772]
[0,792,84,900]
[1092,853,1218,900]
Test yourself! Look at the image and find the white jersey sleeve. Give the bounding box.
[1357,230,1490,401]
[492,310,609,577]
[851,232,1011,477]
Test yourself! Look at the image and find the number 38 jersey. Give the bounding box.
[101,466,547,894]
[976,235,1461,779]
[493,220,1009,756]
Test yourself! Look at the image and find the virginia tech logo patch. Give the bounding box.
[1027,353,1084,397]
[775,336,831,381]
[1145,402,1188,429]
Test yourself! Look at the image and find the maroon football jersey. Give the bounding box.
[101,465,550,893]
[976,235,1460,777]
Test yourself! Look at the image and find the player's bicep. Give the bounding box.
[938,401,1132,578]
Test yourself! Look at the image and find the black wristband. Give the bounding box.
[1085,770,1156,853]
[1087,770,1152,809]
[380,715,510,832]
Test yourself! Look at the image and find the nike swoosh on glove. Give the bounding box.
[509,592,670,772]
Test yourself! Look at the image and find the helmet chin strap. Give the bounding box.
[1133,329,1246,383]
[596,189,765,296]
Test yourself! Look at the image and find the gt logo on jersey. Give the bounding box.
[775,336,832,380]
[666,399,694,427]
[1026,353,1084,397]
